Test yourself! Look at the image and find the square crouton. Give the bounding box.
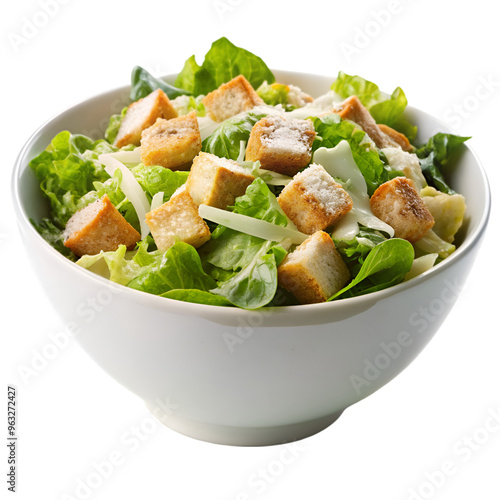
[333,95,398,149]
[202,75,263,122]
[186,152,255,209]
[278,231,350,304]
[64,195,140,257]
[114,89,177,148]
[245,115,316,176]
[370,177,435,242]
[140,111,202,170]
[277,164,353,234]
[145,186,210,251]
[378,124,413,152]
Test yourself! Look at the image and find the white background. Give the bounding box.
[2,0,499,499]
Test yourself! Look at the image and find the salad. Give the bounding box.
[29,37,469,309]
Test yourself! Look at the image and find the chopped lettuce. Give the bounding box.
[334,227,387,277]
[129,65,191,101]
[202,112,267,161]
[29,131,112,227]
[311,114,401,195]
[331,72,417,141]
[131,163,188,201]
[257,81,291,108]
[416,133,471,195]
[128,242,216,295]
[104,107,127,144]
[330,239,414,300]
[201,180,289,309]
[174,37,275,96]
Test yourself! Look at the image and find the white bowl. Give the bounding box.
[12,71,491,446]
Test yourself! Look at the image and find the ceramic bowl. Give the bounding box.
[12,71,490,446]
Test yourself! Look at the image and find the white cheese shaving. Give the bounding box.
[198,204,308,245]
[98,154,151,239]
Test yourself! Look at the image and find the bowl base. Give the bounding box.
[145,401,344,446]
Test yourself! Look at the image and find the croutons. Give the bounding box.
[333,95,398,149]
[186,152,255,209]
[378,124,413,152]
[370,177,435,242]
[277,164,353,234]
[63,195,140,257]
[202,75,263,122]
[140,111,202,170]
[245,115,316,176]
[278,231,350,304]
[114,89,177,148]
[145,186,210,251]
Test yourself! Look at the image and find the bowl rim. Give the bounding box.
[11,70,492,324]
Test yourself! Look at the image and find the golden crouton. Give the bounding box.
[186,152,255,209]
[370,177,435,242]
[202,75,263,122]
[277,164,353,234]
[145,187,210,251]
[378,124,413,152]
[114,89,177,148]
[64,195,140,257]
[278,231,350,304]
[245,115,316,176]
[140,111,202,170]
[333,95,398,149]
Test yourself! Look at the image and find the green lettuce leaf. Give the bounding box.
[311,114,400,195]
[29,131,112,227]
[128,242,216,295]
[104,107,127,144]
[202,180,288,309]
[230,178,289,226]
[174,37,275,96]
[131,163,188,200]
[330,239,414,300]
[161,289,233,306]
[415,133,471,195]
[130,66,191,101]
[31,218,77,260]
[202,112,266,161]
[257,82,290,107]
[211,241,286,309]
[331,72,417,141]
[334,227,387,276]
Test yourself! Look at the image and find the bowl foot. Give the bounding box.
[145,401,344,446]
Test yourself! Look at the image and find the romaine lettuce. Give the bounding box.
[415,133,470,195]
[129,66,191,101]
[330,238,414,300]
[311,114,400,195]
[331,72,417,141]
[174,37,275,96]
[128,242,216,295]
[202,112,266,161]
[29,131,112,227]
